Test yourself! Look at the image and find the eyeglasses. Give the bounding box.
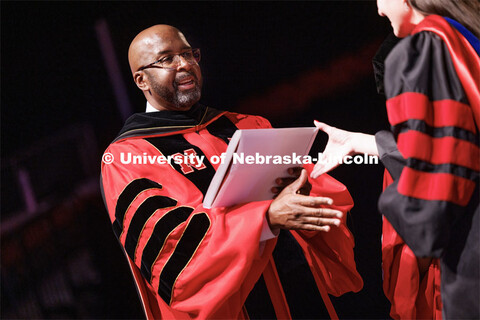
[137,48,201,71]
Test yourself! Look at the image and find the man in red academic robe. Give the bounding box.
[101,24,363,319]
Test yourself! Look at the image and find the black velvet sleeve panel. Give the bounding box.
[375,130,405,180]
[384,31,468,104]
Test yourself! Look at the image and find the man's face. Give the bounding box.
[140,30,203,111]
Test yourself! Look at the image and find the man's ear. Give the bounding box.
[133,71,149,91]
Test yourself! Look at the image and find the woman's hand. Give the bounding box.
[311,121,356,178]
[311,121,378,178]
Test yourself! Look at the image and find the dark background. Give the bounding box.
[1,1,393,319]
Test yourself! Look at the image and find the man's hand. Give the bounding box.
[271,167,311,197]
[267,169,343,232]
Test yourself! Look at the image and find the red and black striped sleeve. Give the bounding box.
[378,30,479,258]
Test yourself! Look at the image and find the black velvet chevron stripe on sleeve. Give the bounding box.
[158,213,210,305]
[113,178,163,238]
[124,195,178,260]
[140,206,194,282]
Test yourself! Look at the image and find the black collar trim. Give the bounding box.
[113,104,225,142]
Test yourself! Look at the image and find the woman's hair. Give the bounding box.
[408,0,480,38]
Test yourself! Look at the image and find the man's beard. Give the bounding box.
[148,72,202,110]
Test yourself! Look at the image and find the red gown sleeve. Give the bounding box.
[292,164,363,297]
[101,137,275,319]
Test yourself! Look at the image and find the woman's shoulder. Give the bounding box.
[386,15,456,64]
[384,25,463,101]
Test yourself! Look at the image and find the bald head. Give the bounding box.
[127,24,203,111]
[128,25,190,75]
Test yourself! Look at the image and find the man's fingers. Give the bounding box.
[294,195,335,207]
[275,177,297,187]
[296,224,332,232]
[287,167,304,176]
[272,183,307,192]
[287,169,308,193]
[271,186,282,194]
[302,216,341,227]
[296,206,343,219]
[289,215,342,232]
[268,170,343,231]
[275,167,305,186]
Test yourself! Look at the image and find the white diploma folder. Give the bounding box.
[203,127,319,208]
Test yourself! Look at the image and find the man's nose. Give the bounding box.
[175,55,192,71]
